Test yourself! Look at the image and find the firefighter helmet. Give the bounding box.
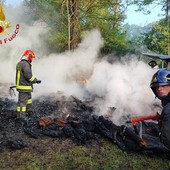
[150,69,170,96]
[22,50,35,62]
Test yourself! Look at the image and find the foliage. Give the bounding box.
[23,0,170,56]
[24,0,130,55]
[131,0,170,55]
[23,0,66,52]
[131,0,168,15]
[123,23,153,54]
[143,18,170,54]
[78,0,129,54]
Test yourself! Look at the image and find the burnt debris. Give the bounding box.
[0,95,169,156]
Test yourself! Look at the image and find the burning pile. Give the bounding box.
[0,94,169,156]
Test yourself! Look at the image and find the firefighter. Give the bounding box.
[150,69,170,150]
[16,50,41,119]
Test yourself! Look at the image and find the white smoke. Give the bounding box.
[0,4,161,124]
[85,58,161,124]
[34,29,103,98]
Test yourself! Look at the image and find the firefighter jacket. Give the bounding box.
[16,59,37,92]
[159,92,170,149]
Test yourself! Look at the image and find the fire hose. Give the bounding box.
[9,85,16,96]
[127,113,161,125]
[127,113,161,138]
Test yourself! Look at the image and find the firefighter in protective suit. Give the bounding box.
[150,69,170,150]
[16,50,41,119]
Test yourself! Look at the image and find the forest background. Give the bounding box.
[1,0,169,58]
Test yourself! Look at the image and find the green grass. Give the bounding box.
[0,138,169,170]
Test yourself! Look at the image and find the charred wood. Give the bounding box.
[6,139,27,150]
[41,129,64,138]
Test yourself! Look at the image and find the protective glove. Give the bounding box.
[36,80,41,84]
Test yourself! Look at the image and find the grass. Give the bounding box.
[0,138,169,170]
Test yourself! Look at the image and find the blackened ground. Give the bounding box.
[0,95,96,151]
[0,95,169,159]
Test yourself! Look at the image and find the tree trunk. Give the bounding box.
[114,0,119,21]
[67,0,71,51]
[70,0,79,50]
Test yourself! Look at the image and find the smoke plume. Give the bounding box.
[0,4,161,124]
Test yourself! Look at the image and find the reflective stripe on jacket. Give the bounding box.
[16,59,37,92]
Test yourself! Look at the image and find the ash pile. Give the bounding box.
[0,94,169,157]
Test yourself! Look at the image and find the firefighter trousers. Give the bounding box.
[17,92,32,116]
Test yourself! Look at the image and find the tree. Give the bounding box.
[61,0,80,50]
[78,0,129,54]
[24,0,130,55]
[143,18,170,54]
[132,0,169,15]
[132,0,170,54]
